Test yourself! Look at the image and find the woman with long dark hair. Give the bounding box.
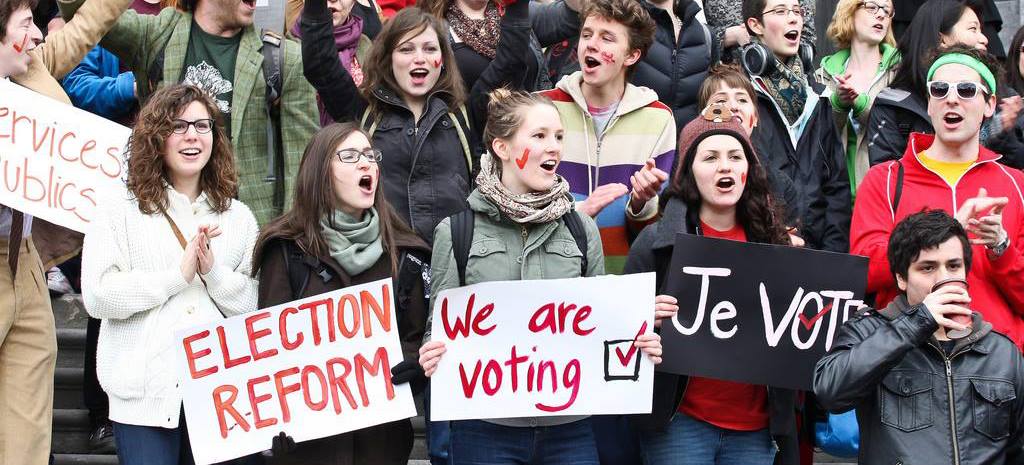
[864,0,1024,169]
[81,84,259,465]
[1006,25,1024,97]
[627,106,799,465]
[252,122,430,465]
[300,0,538,244]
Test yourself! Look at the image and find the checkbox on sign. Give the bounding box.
[604,339,641,381]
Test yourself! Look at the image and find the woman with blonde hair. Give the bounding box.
[82,84,259,465]
[815,0,899,192]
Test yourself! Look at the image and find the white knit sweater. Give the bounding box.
[82,188,259,428]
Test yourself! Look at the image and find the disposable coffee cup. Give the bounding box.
[931,277,973,339]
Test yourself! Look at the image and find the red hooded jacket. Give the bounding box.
[851,132,1024,348]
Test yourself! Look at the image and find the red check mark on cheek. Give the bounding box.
[515,149,529,169]
[798,302,834,330]
[11,34,28,53]
[614,321,649,365]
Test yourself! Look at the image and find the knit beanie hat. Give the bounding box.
[672,104,761,188]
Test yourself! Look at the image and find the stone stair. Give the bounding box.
[50,293,852,465]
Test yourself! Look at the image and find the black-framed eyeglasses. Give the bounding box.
[336,148,383,163]
[171,119,215,134]
[762,6,803,17]
[859,1,893,18]
[927,80,989,100]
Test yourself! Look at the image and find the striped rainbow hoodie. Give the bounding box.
[540,72,677,274]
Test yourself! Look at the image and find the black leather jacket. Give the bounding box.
[814,295,1024,465]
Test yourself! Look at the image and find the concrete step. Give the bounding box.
[55,366,86,410]
[52,408,90,454]
[52,454,118,465]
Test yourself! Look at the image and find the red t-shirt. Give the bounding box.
[677,222,769,431]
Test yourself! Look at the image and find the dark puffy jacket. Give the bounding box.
[750,79,852,252]
[631,0,715,130]
[257,230,431,465]
[625,197,800,465]
[301,0,538,243]
[866,87,1024,169]
[814,295,1024,465]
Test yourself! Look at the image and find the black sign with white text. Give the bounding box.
[657,234,869,391]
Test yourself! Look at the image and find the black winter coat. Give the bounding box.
[814,296,1024,465]
[256,231,431,465]
[631,0,716,130]
[300,0,538,243]
[866,87,1024,169]
[625,197,800,465]
[750,80,852,252]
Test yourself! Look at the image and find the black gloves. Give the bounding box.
[391,359,424,385]
[270,432,296,457]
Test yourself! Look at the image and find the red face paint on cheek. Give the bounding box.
[599,52,615,64]
[515,149,530,170]
[11,34,28,53]
[741,172,747,185]
[432,59,442,69]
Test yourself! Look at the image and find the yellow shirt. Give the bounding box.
[917,151,976,187]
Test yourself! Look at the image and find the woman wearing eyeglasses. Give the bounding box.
[864,0,1024,170]
[815,0,899,193]
[252,122,431,465]
[81,84,259,465]
[704,0,814,64]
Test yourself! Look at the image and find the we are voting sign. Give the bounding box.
[174,278,415,465]
[429,274,656,421]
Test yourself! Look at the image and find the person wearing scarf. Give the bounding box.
[291,0,371,126]
[418,89,665,465]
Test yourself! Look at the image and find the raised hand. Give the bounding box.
[629,159,669,213]
[577,183,629,218]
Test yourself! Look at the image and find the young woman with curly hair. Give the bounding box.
[81,84,259,465]
[626,107,799,465]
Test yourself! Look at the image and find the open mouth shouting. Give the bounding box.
[582,55,602,73]
[715,176,737,192]
[942,111,965,130]
[358,173,376,195]
[241,0,256,10]
[409,67,430,86]
[783,29,800,45]
[539,159,559,173]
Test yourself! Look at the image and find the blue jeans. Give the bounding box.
[451,419,599,465]
[113,416,260,465]
[639,413,776,465]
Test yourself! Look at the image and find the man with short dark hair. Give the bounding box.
[60,0,319,225]
[851,45,1024,349]
[815,209,1024,464]
[740,0,852,252]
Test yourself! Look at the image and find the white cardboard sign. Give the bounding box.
[175,278,416,465]
[429,273,656,421]
[0,79,130,232]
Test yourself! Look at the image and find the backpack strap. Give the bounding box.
[450,209,475,286]
[448,105,474,176]
[892,160,905,215]
[281,241,310,300]
[562,210,589,277]
[261,30,286,211]
[361,109,381,138]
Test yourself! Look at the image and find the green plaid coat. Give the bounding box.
[59,2,319,225]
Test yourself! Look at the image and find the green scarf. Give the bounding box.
[320,208,384,276]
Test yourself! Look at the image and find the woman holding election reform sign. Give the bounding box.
[252,122,431,465]
[417,88,666,464]
[81,84,259,465]
[624,106,800,465]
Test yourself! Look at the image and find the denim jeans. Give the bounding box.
[639,413,776,465]
[450,419,599,465]
[113,415,260,465]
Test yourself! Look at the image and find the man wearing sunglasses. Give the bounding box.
[851,45,1024,351]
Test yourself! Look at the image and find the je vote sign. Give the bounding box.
[658,234,869,391]
[0,79,130,233]
[429,273,656,421]
[174,278,416,465]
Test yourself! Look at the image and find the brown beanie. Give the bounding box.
[673,110,761,189]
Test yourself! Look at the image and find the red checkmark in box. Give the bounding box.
[603,321,647,381]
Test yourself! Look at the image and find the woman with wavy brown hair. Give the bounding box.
[81,84,259,465]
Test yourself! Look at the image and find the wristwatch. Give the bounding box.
[987,232,1011,257]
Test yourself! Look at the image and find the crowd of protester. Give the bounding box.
[2,0,1024,464]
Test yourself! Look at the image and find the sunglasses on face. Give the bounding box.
[336,148,383,163]
[927,81,989,100]
[171,119,215,134]
[859,1,893,18]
